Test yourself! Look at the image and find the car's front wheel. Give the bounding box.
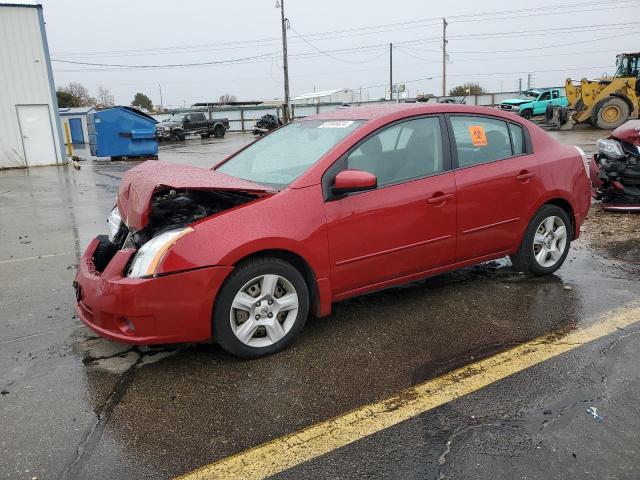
[510,204,572,275]
[520,109,533,119]
[213,257,309,359]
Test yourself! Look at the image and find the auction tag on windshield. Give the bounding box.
[468,125,488,146]
[318,120,354,129]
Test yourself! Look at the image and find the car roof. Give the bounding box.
[300,103,523,123]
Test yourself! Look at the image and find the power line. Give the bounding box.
[449,31,640,54]
[289,24,388,64]
[52,27,636,72]
[51,51,279,69]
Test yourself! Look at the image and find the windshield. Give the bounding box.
[167,114,185,122]
[614,55,640,78]
[519,91,538,99]
[215,119,364,188]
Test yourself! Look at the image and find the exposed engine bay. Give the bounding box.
[93,189,257,272]
[591,122,640,212]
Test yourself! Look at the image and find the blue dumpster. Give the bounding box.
[87,106,158,159]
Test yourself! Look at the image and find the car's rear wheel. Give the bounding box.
[213,256,309,359]
[510,204,572,275]
[213,125,225,138]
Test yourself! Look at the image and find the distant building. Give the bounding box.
[59,106,95,145]
[0,1,64,168]
[292,88,361,106]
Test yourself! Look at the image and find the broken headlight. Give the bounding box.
[596,139,625,159]
[127,227,193,278]
[107,206,122,242]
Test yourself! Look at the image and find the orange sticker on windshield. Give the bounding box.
[468,125,488,146]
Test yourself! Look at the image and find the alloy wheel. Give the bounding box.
[532,216,568,268]
[229,274,299,347]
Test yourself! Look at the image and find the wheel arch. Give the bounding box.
[232,248,323,318]
[518,193,577,250]
[609,92,635,113]
[537,196,576,238]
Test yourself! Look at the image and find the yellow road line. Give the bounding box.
[177,303,640,480]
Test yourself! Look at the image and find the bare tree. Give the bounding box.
[219,93,237,105]
[449,82,486,96]
[57,82,96,107]
[96,86,115,109]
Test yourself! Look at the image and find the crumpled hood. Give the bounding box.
[117,161,272,230]
[500,99,529,106]
[611,120,640,146]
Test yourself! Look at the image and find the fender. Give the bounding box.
[523,189,578,240]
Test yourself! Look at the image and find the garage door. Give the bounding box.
[17,104,58,166]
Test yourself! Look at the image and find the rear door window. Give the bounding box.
[449,116,514,167]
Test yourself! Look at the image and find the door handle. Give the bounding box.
[516,170,536,181]
[427,193,454,205]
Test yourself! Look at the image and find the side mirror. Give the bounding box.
[332,169,377,195]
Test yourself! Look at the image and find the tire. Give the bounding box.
[545,104,554,122]
[200,133,211,139]
[169,132,179,142]
[558,106,568,125]
[212,256,309,359]
[520,109,533,120]
[591,96,630,129]
[510,204,572,276]
[213,125,225,138]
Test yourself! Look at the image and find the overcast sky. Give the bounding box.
[41,0,640,107]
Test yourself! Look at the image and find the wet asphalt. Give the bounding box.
[1,129,639,479]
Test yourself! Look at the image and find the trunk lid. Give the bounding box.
[117,161,272,230]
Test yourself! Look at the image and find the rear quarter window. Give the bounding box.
[508,123,525,155]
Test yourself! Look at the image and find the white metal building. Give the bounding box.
[292,88,362,106]
[0,1,64,168]
[59,106,95,145]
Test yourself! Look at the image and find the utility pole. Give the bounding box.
[389,43,393,101]
[276,0,291,123]
[518,78,522,93]
[158,84,163,111]
[441,18,448,97]
[527,73,532,90]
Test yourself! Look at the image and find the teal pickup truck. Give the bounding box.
[498,88,568,119]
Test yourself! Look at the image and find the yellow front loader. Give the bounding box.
[553,52,640,130]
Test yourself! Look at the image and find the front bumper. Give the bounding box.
[74,238,233,345]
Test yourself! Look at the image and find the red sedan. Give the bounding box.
[74,104,591,358]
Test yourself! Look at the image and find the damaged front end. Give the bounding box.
[91,161,273,276]
[592,121,640,212]
[95,188,259,275]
